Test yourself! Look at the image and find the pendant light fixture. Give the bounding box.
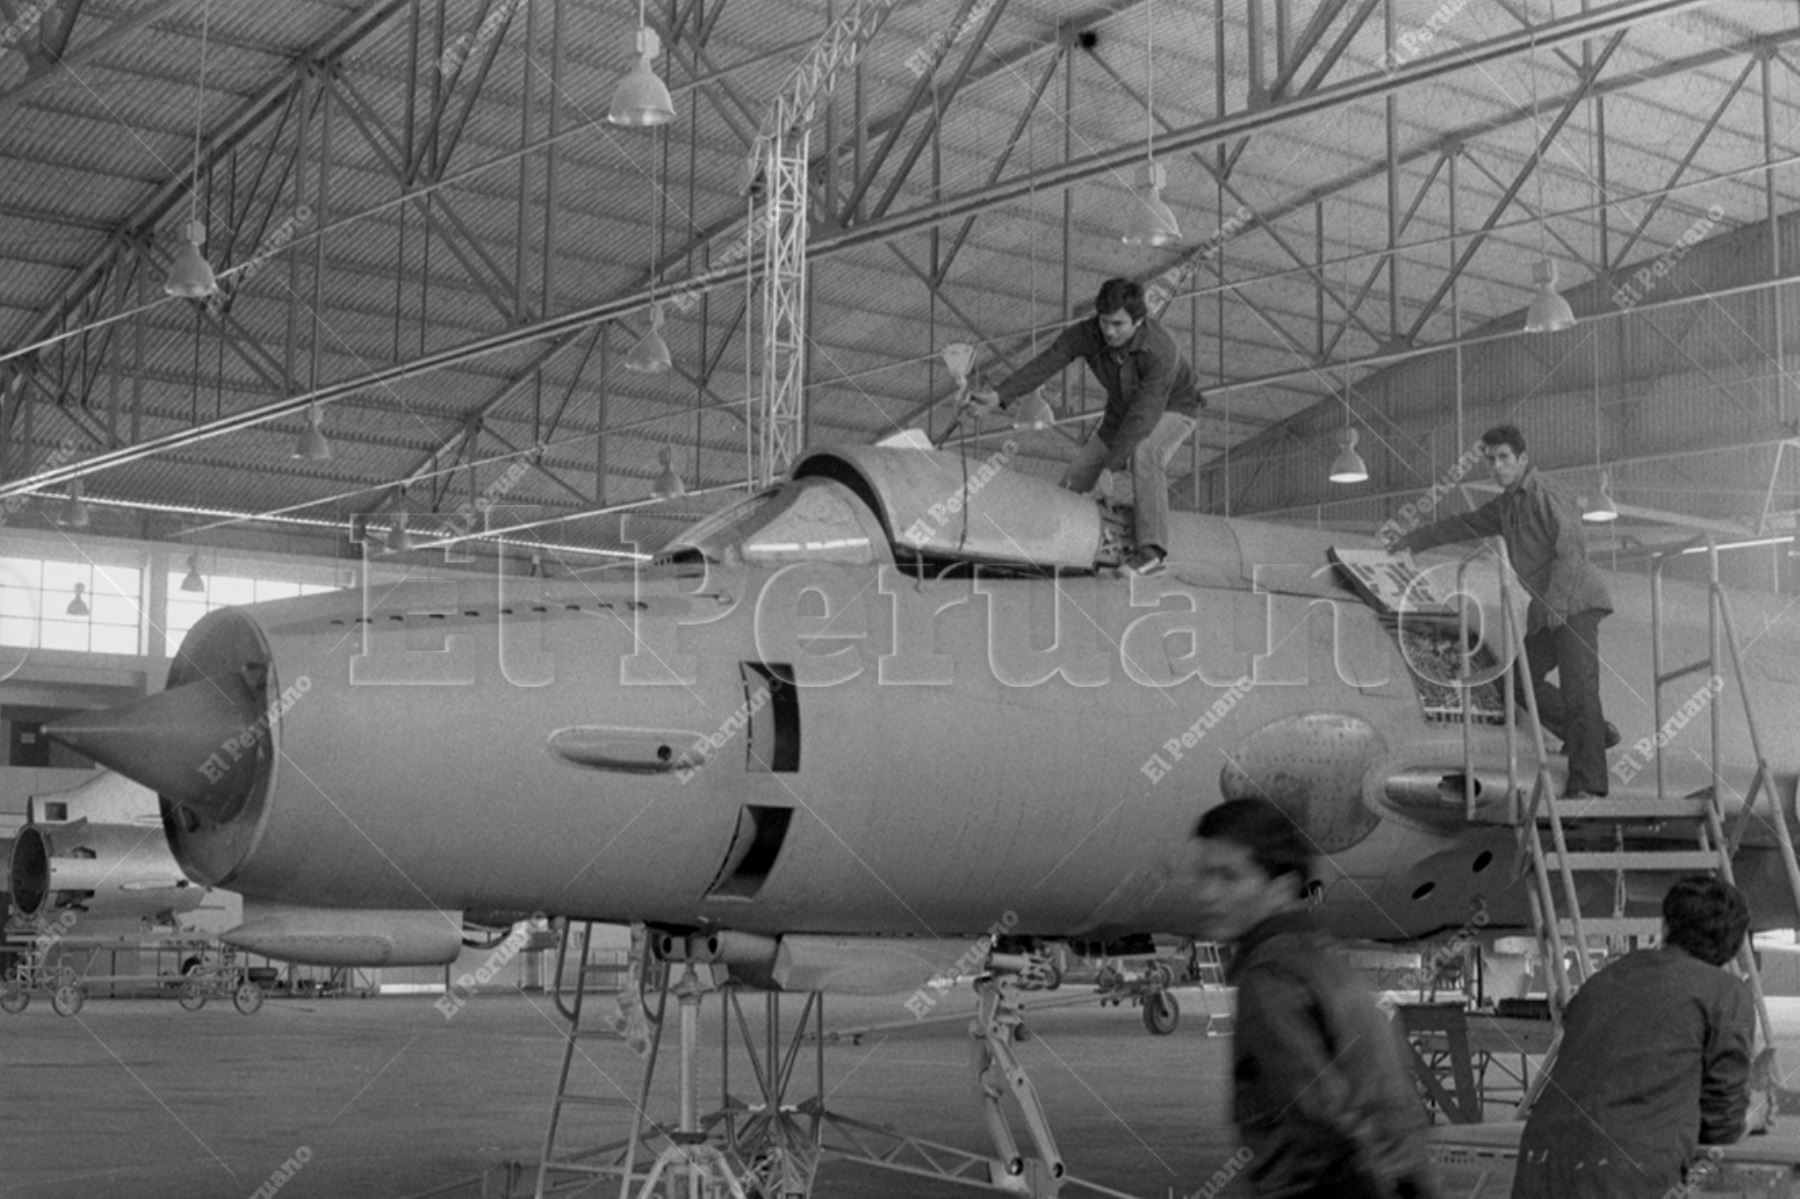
[66,582,90,617]
[181,552,206,593]
[61,478,92,528]
[1329,427,1369,484]
[1329,360,1367,484]
[609,0,675,127]
[293,403,331,460]
[651,446,685,500]
[1015,172,1051,433]
[1583,469,1619,523]
[165,1,217,299]
[1121,0,1180,247]
[1521,18,1574,334]
[625,302,673,374]
[1013,389,1057,432]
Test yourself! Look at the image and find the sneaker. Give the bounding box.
[1123,550,1167,578]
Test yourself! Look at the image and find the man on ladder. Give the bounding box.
[1387,424,1617,799]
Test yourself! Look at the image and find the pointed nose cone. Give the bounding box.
[45,675,263,822]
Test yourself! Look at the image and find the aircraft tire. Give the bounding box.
[1142,991,1179,1036]
[0,984,28,1014]
[234,982,265,1016]
[52,984,84,1018]
[178,980,207,1012]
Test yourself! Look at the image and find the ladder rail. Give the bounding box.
[1646,537,1798,1076]
[1706,545,1800,918]
[1491,539,1594,998]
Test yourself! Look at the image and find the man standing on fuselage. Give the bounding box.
[969,277,1203,577]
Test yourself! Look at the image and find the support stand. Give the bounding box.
[535,923,1138,1199]
[970,975,1065,1195]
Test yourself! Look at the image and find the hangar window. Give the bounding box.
[164,572,339,656]
[0,557,143,655]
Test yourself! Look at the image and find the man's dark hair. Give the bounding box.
[1192,798,1314,897]
[1094,277,1147,322]
[1663,875,1750,966]
[1479,424,1527,456]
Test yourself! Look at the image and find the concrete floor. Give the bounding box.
[0,977,1702,1199]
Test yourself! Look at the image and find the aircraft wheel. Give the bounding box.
[178,980,208,1012]
[1,983,28,1014]
[1042,961,1063,991]
[1142,991,1179,1036]
[1096,965,1123,990]
[52,984,84,1018]
[1148,961,1175,988]
[233,982,265,1015]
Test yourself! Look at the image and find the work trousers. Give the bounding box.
[1060,411,1197,557]
[1521,609,1609,796]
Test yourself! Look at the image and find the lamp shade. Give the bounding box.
[1329,427,1369,484]
[609,28,675,127]
[165,221,217,299]
[66,583,89,617]
[625,304,673,374]
[1012,389,1056,432]
[293,405,331,461]
[388,514,414,553]
[652,448,684,500]
[1122,160,1181,247]
[1583,472,1619,523]
[1524,258,1576,334]
[181,553,206,593]
[62,478,91,528]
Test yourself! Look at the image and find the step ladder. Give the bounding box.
[533,920,665,1199]
[1448,538,1800,1119]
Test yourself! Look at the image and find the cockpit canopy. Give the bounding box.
[664,477,892,567]
[663,440,1105,574]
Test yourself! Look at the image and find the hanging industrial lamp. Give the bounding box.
[293,403,331,461]
[165,2,217,299]
[609,3,675,127]
[1521,27,1574,335]
[181,552,206,593]
[1329,427,1369,484]
[625,303,673,374]
[62,478,92,528]
[66,582,89,617]
[1582,470,1619,523]
[1524,259,1576,334]
[1123,162,1182,248]
[651,447,685,500]
[1012,389,1056,432]
[1120,0,1180,247]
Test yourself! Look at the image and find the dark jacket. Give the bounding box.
[1227,908,1437,1198]
[1511,946,1753,1199]
[992,315,1202,464]
[1395,465,1612,632]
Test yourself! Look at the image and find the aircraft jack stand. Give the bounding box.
[971,975,1065,1196]
[535,925,1142,1199]
[633,964,756,1199]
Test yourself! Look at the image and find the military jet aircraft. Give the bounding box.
[42,435,1800,1194]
